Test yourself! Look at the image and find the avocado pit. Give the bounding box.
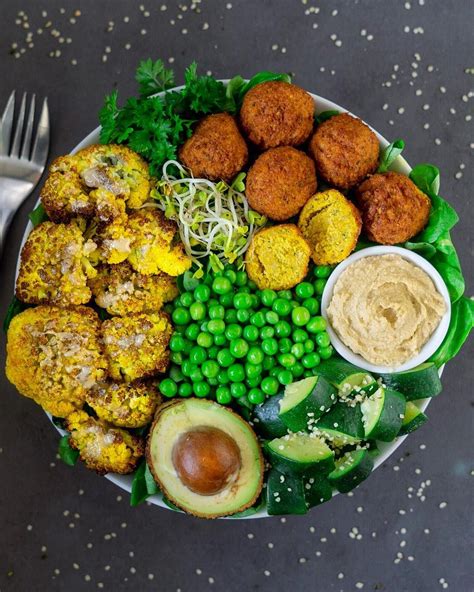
[172,426,241,495]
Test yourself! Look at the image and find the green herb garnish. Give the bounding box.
[28,203,49,227]
[130,459,160,507]
[58,435,79,467]
[378,139,405,173]
[3,296,29,333]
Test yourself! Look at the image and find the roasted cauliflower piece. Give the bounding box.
[40,144,151,223]
[65,410,145,474]
[5,306,107,417]
[127,209,192,276]
[16,221,97,306]
[89,262,178,316]
[86,380,162,428]
[102,312,173,381]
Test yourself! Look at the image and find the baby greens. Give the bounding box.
[130,459,160,506]
[28,203,49,227]
[429,296,474,367]
[58,435,79,467]
[378,139,405,173]
[315,110,339,125]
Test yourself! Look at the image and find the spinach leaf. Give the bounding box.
[162,496,181,512]
[429,296,474,367]
[3,296,29,333]
[315,110,339,125]
[58,435,79,467]
[378,139,405,173]
[130,459,160,507]
[403,241,437,259]
[28,203,49,227]
[410,163,440,195]
[227,71,292,109]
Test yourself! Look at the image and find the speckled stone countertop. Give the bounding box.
[0,1,473,591]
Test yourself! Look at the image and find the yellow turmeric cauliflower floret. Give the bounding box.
[102,312,173,382]
[16,221,97,306]
[5,306,107,417]
[89,262,179,316]
[127,209,192,276]
[86,380,162,428]
[40,144,151,223]
[65,410,145,474]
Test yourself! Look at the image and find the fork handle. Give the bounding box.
[0,207,16,259]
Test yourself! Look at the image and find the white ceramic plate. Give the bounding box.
[15,84,442,519]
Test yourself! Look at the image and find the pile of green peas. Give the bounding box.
[159,264,334,407]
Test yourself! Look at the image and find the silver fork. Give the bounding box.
[0,91,50,255]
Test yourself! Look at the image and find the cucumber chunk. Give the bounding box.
[252,393,288,438]
[378,362,442,401]
[279,376,337,432]
[315,402,365,447]
[304,474,333,508]
[316,359,378,397]
[361,387,406,441]
[398,401,428,436]
[266,468,307,515]
[328,449,374,493]
[265,433,335,475]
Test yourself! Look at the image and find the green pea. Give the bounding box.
[230,338,249,359]
[235,271,248,286]
[231,382,247,398]
[236,309,251,323]
[216,386,232,405]
[260,289,277,307]
[278,353,296,368]
[304,339,315,353]
[228,364,245,383]
[292,306,310,327]
[295,282,314,299]
[185,323,200,341]
[179,292,194,307]
[318,345,334,360]
[170,351,184,365]
[238,286,251,294]
[170,334,186,352]
[189,366,204,382]
[194,284,211,303]
[208,298,220,308]
[189,301,206,321]
[245,362,263,379]
[202,359,220,379]
[213,333,227,346]
[159,378,177,398]
[181,359,194,377]
[314,278,327,295]
[169,364,184,382]
[178,382,193,397]
[247,280,258,291]
[172,307,190,325]
[249,294,260,308]
[277,369,293,385]
[260,326,275,340]
[250,311,266,328]
[316,331,331,348]
[247,346,265,365]
[261,376,279,396]
[208,377,218,386]
[224,269,237,284]
[278,337,292,353]
[233,292,253,310]
[265,310,279,325]
[302,352,321,368]
[225,324,242,341]
[261,338,278,356]
[193,381,210,398]
[212,276,232,295]
[307,316,327,334]
[246,375,261,388]
[224,309,238,324]
[303,298,320,315]
[278,290,292,301]
[272,298,292,317]
[269,367,280,378]
[292,362,304,377]
[263,355,276,371]
[219,293,234,307]
[209,305,225,320]
[208,319,225,335]
[292,329,308,343]
[181,339,193,355]
[304,370,314,378]
[290,300,299,309]
[217,349,235,368]
[314,265,332,279]
[217,369,230,384]
[275,320,291,338]
[291,343,305,359]
[197,332,213,348]
[248,389,265,405]
[208,345,219,359]
[243,325,259,342]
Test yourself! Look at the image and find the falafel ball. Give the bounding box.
[308,113,380,189]
[246,147,317,221]
[240,81,314,149]
[179,113,248,182]
[245,224,311,290]
[355,171,431,244]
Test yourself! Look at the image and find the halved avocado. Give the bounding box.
[146,398,264,518]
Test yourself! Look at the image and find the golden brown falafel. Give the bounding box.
[308,113,380,190]
[240,81,314,149]
[355,171,431,244]
[245,147,317,221]
[102,312,173,382]
[298,189,362,265]
[245,224,311,290]
[179,113,248,182]
[65,410,145,474]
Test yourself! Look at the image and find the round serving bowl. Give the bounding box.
[15,84,442,518]
[320,245,451,374]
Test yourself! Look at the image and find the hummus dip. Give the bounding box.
[326,254,446,367]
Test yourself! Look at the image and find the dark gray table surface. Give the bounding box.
[0,1,473,591]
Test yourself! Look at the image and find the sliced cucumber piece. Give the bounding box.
[266,468,307,516]
[265,433,335,475]
[338,372,380,398]
[328,449,374,493]
[252,393,288,438]
[315,402,365,447]
[398,401,428,436]
[378,362,442,401]
[361,387,406,441]
[316,359,378,396]
[279,376,337,432]
[304,474,333,508]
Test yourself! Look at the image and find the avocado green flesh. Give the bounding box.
[148,399,263,518]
